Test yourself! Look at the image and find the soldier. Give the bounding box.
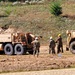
[56,34,63,54]
[49,36,56,54]
[32,37,40,57]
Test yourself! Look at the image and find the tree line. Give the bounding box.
[0,0,27,2]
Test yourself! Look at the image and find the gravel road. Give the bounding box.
[1,69,75,75]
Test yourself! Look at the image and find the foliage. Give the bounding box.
[49,1,62,16]
[4,6,12,16]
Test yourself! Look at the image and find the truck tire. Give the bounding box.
[15,44,24,55]
[4,44,13,55]
[70,41,75,54]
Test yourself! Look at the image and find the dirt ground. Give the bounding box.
[0,45,75,73]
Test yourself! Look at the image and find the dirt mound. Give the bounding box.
[0,54,74,72]
[0,27,18,34]
[4,28,16,33]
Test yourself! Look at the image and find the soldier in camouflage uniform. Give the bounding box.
[32,37,40,57]
[56,34,63,54]
[49,36,56,54]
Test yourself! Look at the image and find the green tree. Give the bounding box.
[50,1,62,16]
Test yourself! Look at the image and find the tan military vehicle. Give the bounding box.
[0,33,35,55]
[66,30,75,54]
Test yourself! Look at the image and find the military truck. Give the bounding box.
[0,33,35,55]
[66,30,75,54]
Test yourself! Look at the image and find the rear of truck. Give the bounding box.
[0,33,34,55]
[66,30,75,54]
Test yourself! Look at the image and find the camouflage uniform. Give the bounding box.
[49,38,56,54]
[56,35,63,54]
[32,38,40,57]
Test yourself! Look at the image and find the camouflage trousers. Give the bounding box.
[33,47,40,57]
[49,47,56,54]
[57,45,63,54]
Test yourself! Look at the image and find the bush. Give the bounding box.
[49,1,62,16]
[4,6,12,16]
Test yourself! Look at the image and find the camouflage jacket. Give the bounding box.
[56,37,63,46]
[32,40,40,48]
[49,39,55,48]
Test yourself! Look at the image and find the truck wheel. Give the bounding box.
[4,44,13,55]
[70,41,75,54]
[15,44,24,55]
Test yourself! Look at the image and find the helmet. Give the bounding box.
[58,34,61,37]
[35,37,38,40]
[50,36,52,39]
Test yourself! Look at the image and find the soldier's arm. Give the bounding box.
[55,38,58,43]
